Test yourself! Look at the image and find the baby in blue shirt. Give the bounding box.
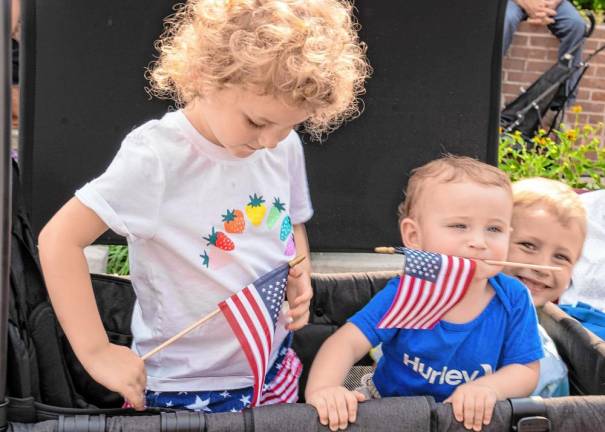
[305,155,543,431]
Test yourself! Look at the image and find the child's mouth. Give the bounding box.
[517,276,550,293]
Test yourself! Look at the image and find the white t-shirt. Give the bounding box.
[76,110,313,391]
[560,190,605,311]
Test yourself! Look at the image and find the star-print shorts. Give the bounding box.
[145,335,302,413]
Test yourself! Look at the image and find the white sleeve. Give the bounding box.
[287,132,314,225]
[75,130,165,240]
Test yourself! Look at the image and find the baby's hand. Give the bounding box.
[306,386,366,431]
[444,382,499,431]
[286,265,312,331]
[83,343,147,410]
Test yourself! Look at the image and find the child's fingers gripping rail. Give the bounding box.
[307,386,366,432]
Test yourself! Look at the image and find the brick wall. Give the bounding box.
[502,21,605,141]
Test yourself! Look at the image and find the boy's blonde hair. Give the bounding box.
[397,155,512,221]
[148,0,371,138]
[512,177,587,240]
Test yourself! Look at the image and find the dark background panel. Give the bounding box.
[20,1,178,245]
[303,1,505,251]
[20,0,505,251]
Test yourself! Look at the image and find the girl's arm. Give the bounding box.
[285,224,312,330]
[38,197,147,410]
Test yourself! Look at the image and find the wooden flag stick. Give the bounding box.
[374,246,396,254]
[483,260,561,272]
[374,247,561,272]
[141,255,306,361]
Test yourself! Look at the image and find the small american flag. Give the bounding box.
[378,247,476,330]
[219,263,289,407]
[260,347,302,405]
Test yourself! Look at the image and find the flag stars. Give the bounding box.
[240,394,251,407]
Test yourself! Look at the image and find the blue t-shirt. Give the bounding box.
[349,273,544,402]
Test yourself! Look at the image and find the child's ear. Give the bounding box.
[400,217,422,249]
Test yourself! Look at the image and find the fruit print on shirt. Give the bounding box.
[203,227,235,251]
[201,193,296,270]
[245,194,267,226]
[266,198,286,229]
[222,209,245,234]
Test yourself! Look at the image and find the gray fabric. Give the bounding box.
[8,421,57,432]
[545,396,605,430]
[433,400,512,431]
[538,302,605,395]
[106,416,160,432]
[8,396,605,431]
[252,398,432,432]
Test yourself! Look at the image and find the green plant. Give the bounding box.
[499,116,605,190]
[106,245,130,275]
[574,0,605,14]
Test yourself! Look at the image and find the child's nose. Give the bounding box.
[468,231,487,250]
[258,128,289,149]
[530,251,551,278]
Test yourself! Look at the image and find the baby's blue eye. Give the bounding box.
[448,224,466,230]
[487,226,503,233]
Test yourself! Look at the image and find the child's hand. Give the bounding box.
[444,382,499,431]
[306,386,366,431]
[84,343,147,410]
[286,265,312,331]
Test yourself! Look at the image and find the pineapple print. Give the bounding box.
[245,193,267,226]
[280,215,292,241]
[266,198,286,229]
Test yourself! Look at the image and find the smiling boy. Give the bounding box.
[505,177,586,396]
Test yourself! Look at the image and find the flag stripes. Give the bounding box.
[377,248,476,330]
[219,264,289,406]
[260,349,302,405]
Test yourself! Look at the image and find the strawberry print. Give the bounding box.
[222,209,245,233]
[203,227,235,251]
[280,215,292,241]
[245,193,267,226]
[266,197,286,229]
[284,234,296,256]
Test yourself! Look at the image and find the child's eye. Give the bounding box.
[518,241,536,251]
[554,253,571,263]
[448,224,467,230]
[246,117,264,129]
[487,226,503,233]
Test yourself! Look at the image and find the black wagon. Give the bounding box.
[1,1,605,431]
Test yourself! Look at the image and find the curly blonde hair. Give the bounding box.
[397,155,512,221]
[147,0,371,138]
